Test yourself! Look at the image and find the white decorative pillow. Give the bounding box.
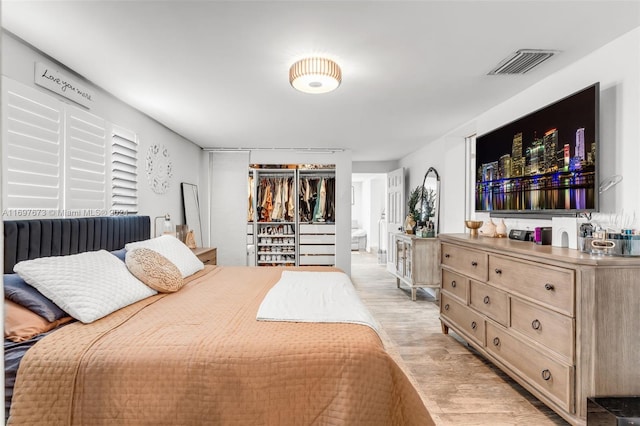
[126,248,184,293]
[14,250,157,324]
[125,235,204,278]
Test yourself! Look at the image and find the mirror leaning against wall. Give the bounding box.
[419,167,440,237]
[181,182,203,248]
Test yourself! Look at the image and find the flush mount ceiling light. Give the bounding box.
[289,57,342,94]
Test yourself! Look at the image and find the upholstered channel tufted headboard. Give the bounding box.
[3,216,150,274]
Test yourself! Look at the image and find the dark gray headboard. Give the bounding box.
[3,216,150,274]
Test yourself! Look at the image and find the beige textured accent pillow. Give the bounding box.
[125,248,184,293]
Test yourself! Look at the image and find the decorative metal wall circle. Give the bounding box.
[146,144,173,194]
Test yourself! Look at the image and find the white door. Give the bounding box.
[386,167,404,272]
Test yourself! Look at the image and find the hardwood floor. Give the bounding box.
[350,251,568,426]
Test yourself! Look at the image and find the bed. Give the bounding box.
[4,216,433,425]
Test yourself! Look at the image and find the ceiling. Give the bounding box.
[2,1,639,162]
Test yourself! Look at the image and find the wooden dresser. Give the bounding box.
[438,234,640,426]
[190,247,217,265]
[392,234,440,300]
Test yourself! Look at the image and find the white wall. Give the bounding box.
[400,27,640,235]
[351,181,363,229]
[2,32,203,227]
[208,151,250,266]
[352,160,399,173]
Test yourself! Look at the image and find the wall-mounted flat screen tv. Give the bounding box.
[475,83,599,216]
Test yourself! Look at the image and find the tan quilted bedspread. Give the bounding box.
[8,266,433,425]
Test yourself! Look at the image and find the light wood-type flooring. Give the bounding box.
[350,251,568,426]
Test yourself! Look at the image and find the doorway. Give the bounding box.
[351,173,387,257]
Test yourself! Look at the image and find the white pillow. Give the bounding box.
[125,235,204,278]
[14,250,157,324]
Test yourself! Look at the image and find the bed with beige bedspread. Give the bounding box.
[9,265,433,425]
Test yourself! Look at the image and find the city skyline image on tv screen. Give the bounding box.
[475,83,598,213]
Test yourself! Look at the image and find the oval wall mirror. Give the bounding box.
[420,167,441,237]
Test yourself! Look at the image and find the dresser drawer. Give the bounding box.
[441,269,468,303]
[469,280,508,326]
[510,297,574,362]
[191,247,217,265]
[486,322,574,412]
[441,243,488,281]
[488,255,575,316]
[441,294,485,346]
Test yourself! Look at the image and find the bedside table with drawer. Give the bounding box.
[190,247,217,265]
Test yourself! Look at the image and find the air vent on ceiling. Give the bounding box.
[488,49,558,75]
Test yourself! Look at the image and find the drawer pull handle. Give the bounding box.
[483,296,490,304]
[531,319,541,330]
[494,268,502,274]
[444,304,450,311]
[471,321,477,330]
[493,337,500,346]
[471,261,478,267]
[544,283,555,291]
[444,253,450,258]
[451,280,457,288]
[541,369,552,381]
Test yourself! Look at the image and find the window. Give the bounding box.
[2,77,137,218]
[111,127,138,213]
[2,76,63,211]
[64,104,107,212]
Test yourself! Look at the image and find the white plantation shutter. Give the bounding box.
[111,127,138,213]
[2,77,140,218]
[2,77,63,214]
[64,106,107,213]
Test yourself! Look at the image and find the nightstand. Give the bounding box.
[190,247,217,265]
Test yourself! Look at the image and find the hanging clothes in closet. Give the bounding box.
[312,178,326,221]
[247,174,254,221]
[299,175,335,223]
[324,177,335,222]
[256,176,295,222]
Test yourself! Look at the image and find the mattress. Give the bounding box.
[8,265,433,425]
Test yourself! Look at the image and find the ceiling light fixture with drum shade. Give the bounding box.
[289,57,342,94]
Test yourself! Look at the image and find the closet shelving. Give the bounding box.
[256,223,296,266]
[248,165,336,267]
[298,169,336,266]
[252,168,297,266]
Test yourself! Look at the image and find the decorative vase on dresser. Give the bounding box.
[438,233,640,426]
[392,233,440,301]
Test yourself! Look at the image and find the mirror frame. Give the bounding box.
[420,167,441,237]
[181,182,203,247]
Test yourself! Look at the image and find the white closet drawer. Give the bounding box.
[300,234,335,244]
[247,224,254,234]
[299,255,335,265]
[300,224,336,234]
[300,245,335,255]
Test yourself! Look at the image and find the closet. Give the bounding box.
[248,165,336,267]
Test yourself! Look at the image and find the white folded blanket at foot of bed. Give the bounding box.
[256,271,380,332]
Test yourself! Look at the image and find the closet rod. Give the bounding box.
[299,173,336,178]
[257,174,295,179]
